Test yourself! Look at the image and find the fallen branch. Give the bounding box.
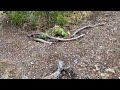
[32,38,53,45]
[28,32,85,42]
[71,22,106,37]
[27,22,105,44]
[45,34,85,41]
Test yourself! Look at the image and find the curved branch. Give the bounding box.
[28,32,85,42]
[71,22,106,37]
[46,34,85,41]
[27,22,105,44]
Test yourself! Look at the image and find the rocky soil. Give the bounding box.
[0,11,120,79]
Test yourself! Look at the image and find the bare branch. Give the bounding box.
[71,22,106,37]
[46,34,85,41]
[32,38,53,45]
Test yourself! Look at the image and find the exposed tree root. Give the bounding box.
[42,60,64,79]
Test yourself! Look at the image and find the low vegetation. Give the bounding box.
[4,11,92,38]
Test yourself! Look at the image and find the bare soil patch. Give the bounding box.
[0,11,120,79]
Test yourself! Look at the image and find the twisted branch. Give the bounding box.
[27,22,106,44]
[71,22,106,37]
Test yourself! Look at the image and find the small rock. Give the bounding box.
[118,77,120,79]
[28,41,31,44]
[97,56,101,60]
[105,68,115,73]
[100,73,109,79]
[104,62,106,65]
[74,59,79,64]
[94,65,99,71]
[22,75,28,79]
[30,61,34,65]
[99,46,104,49]
[7,20,9,23]
[54,51,57,54]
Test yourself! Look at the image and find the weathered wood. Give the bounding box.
[71,22,106,37]
[42,60,64,79]
[27,22,106,44]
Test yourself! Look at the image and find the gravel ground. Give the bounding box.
[0,11,120,79]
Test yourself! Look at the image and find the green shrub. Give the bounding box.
[35,33,48,40]
[47,11,68,26]
[35,25,68,40]
[46,25,68,38]
[6,11,29,25]
[5,11,68,27]
[5,11,92,31]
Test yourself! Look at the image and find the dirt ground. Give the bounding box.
[0,11,120,79]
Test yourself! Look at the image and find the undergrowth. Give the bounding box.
[5,11,92,37]
[5,11,68,27]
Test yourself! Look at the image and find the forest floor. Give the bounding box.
[0,11,120,79]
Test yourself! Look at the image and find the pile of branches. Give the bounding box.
[27,22,106,45]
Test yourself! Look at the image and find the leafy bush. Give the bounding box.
[35,25,69,40]
[5,11,68,27]
[5,11,92,32]
[6,11,30,25]
[35,33,48,40]
[47,11,68,26]
[6,11,43,26]
[46,25,68,38]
